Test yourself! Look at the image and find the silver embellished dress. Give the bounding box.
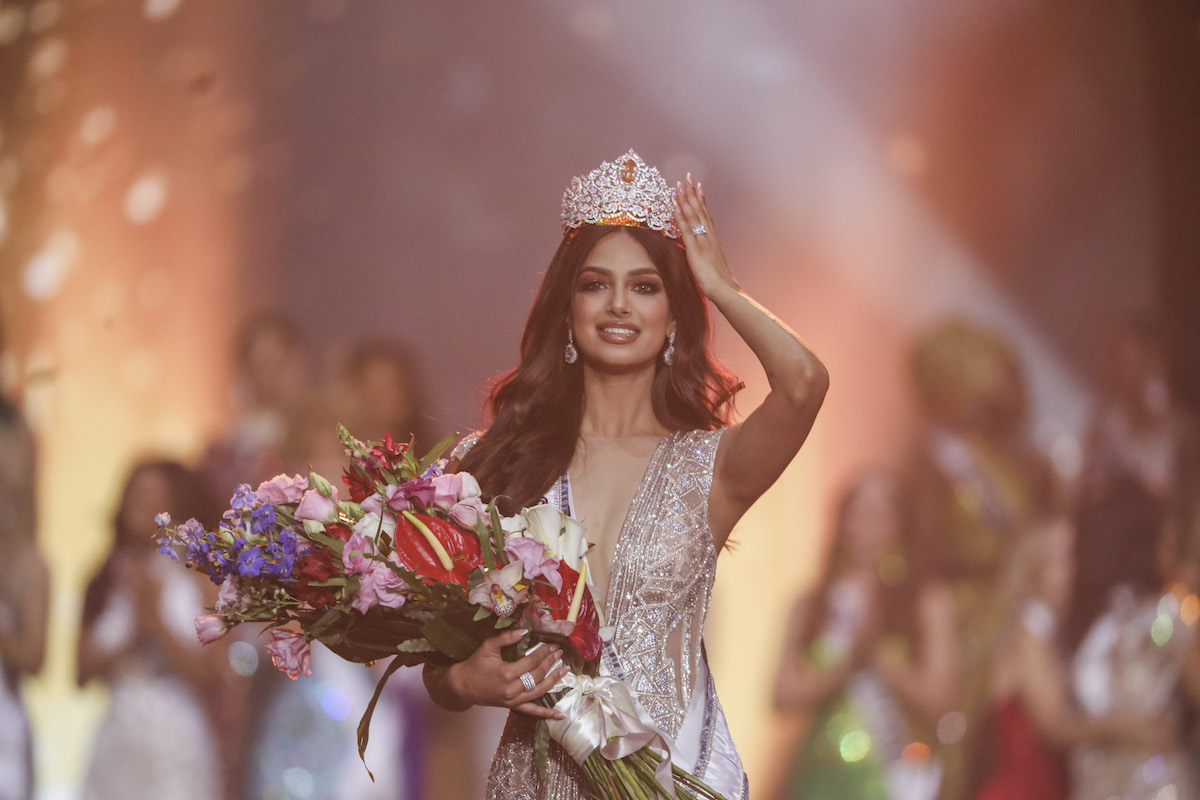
[484,429,748,800]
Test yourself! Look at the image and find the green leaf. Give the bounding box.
[357,656,405,781]
[473,606,491,622]
[489,502,509,565]
[304,528,347,557]
[421,616,485,662]
[419,430,461,474]
[473,517,497,571]
[396,638,437,652]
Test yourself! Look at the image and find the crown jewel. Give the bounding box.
[561,149,680,239]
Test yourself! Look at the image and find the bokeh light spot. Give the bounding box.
[144,0,184,21]
[81,106,118,145]
[281,766,315,798]
[317,683,352,721]
[29,1,62,33]
[1181,594,1199,627]
[0,7,24,44]
[28,37,68,82]
[937,711,967,745]
[839,730,871,763]
[1142,754,1165,783]
[901,741,931,766]
[1151,613,1173,647]
[1154,785,1177,800]
[229,640,260,677]
[22,229,78,300]
[125,170,169,223]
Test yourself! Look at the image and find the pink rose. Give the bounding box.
[431,473,463,510]
[294,487,339,524]
[266,629,312,679]
[194,613,229,645]
[214,576,243,614]
[352,557,408,614]
[256,474,309,505]
[449,496,486,529]
[341,532,376,576]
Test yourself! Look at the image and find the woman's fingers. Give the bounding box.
[513,700,566,720]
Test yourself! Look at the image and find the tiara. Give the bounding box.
[561,149,680,239]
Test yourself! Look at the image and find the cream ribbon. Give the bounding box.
[546,672,677,797]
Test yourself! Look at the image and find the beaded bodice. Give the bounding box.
[602,429,722,736]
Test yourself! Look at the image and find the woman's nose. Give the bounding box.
[607,286,630,315]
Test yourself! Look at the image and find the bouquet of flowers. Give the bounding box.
[156,426,726,800]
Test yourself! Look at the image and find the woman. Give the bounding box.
[773,471,955,800]
[0,366,47,800]
[427,150,828,799]
[1063,475,1200,800]
[77,460,223,800]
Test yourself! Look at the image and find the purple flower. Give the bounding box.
[386,477,436,513]
[230,483,258,511]
[250,503,277,535]
[154,512,171,528]
[235,545,266,578]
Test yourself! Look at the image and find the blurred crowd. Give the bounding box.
[772,318,1200,800]
[2,311,1198,800]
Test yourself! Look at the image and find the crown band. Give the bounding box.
[561,149,680,239]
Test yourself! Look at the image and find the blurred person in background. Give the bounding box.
[1063,473,1200,800]
[973,512,1193,800]
[204,313,315,491]
[241,339,428,800]
[76,459,223,800]
[907,319,1055,800]
[773,471,955,800]
[1082,318,1200,595]
[0,318,48,800]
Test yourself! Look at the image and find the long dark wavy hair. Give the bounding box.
[460,224,741,514]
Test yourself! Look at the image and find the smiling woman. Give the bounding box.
[436,150,830,800]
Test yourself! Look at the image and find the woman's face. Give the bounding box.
[571,230,674,374]
[842,476,901,564]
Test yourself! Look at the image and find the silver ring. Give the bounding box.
[519,671,536,693]
[691,223,708,236]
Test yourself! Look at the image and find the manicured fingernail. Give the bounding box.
[555,711,566,719]
[514,629,527,635]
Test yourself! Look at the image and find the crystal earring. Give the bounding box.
[564,329,578,364]
[662,330,676,365]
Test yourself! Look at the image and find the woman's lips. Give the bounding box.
[596,325,640,344]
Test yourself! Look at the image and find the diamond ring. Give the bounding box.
[519,672,537,693]
[691,223,708,236]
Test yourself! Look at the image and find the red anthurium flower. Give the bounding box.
[534,562,601,662]
[391,513,482,586]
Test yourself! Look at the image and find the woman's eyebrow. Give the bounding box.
[578,266,661,277]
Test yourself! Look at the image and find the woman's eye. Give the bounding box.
[578,280,606,292]
[633,282,662,295]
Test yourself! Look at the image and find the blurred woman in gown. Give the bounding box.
[77,460,222,800]
[0,345,48,800]
[773,471,955,800]
[1063,474,1200,800]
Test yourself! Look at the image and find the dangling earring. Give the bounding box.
[564,329,578,364]
[662,330,676,365]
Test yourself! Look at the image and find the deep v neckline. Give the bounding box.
[566,432,675,619]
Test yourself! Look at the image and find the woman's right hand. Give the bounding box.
[442,628,569,720]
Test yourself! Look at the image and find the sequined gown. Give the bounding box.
[82,559,220,800]
[1068,589,1196,800]
[485,430,748,800]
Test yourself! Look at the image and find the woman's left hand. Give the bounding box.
[674,174,739,300]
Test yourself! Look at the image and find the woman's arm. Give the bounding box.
[871,581,959,725]
[673,178,828,546]
[772,592,855,711]
[1016,626,1176,751]
[0,545,47,675]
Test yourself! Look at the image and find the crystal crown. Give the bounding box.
[561,149,680,239]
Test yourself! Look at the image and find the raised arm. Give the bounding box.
[673,176,828,546]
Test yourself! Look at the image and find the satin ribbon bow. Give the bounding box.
[546,672,676,796]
